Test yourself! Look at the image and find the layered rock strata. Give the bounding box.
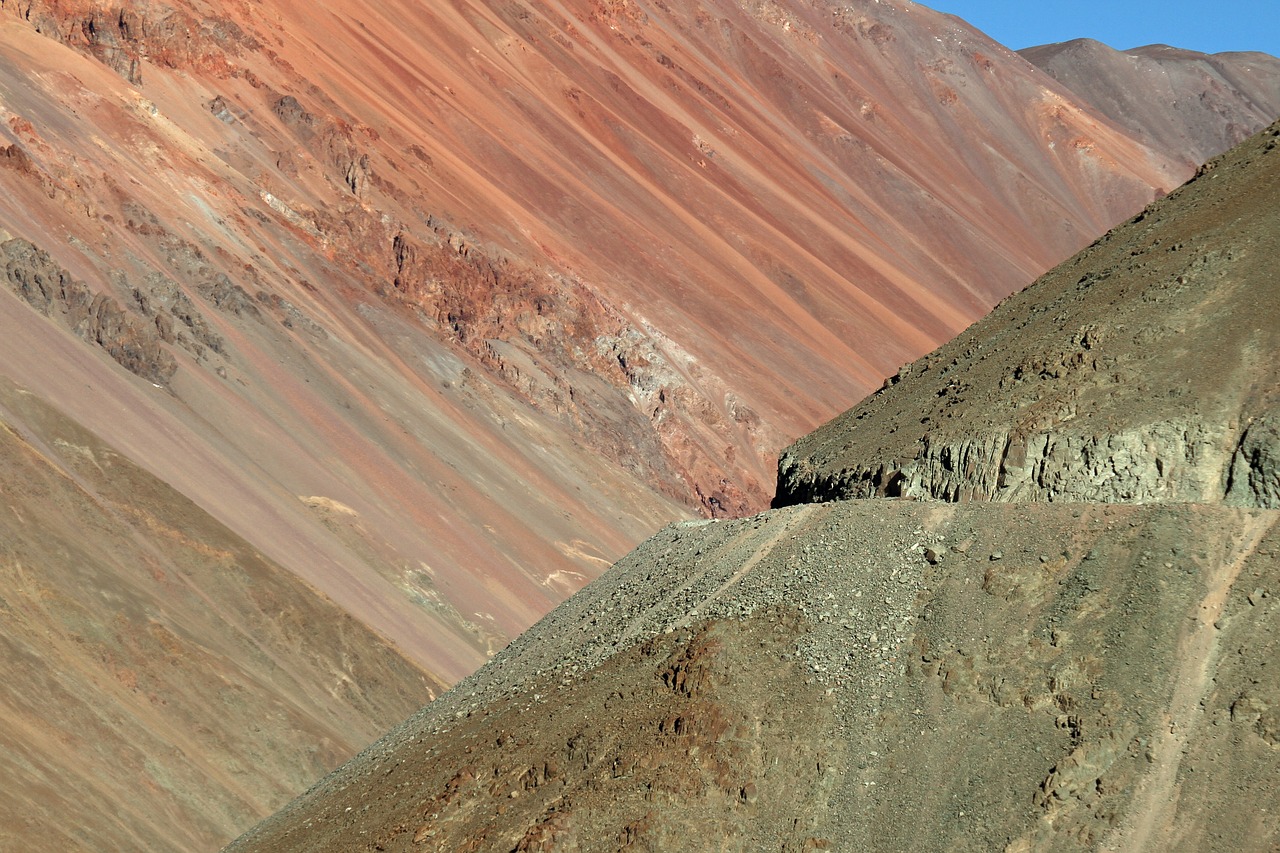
[0,0,1199,522]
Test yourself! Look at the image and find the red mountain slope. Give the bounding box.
[0,0,1264,848]
[0,0,1190,661]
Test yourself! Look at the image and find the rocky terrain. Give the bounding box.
[230,501,1280,852]
[777,119,1280,509]
[229,121,1280,852]
[1023,39,1280,169]
[0,0,1275,849]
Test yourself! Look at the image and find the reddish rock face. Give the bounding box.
[0,0,1192,519]
[0,0,1270,848]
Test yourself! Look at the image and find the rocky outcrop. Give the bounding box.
[1226,410,1280,508]
[0,141,50,193]
[776,119,1280,511]
[387,222,770,515]
[271,94,371,198]
[778,420,1224,505]
[2,238,176,385]
[0,0,260,83]
[129,271,226,358]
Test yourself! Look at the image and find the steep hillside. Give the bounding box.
[1022,39,1280,168]
[0,1,1274,849]
[229,502,1280,853]
[0,0,1204,687]
[777,119,1280,507]
[0,378,441,852]
[228,118,1280,853]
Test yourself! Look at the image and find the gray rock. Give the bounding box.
[1226,412,1280,509]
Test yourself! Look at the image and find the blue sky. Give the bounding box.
[920,1,1280,57]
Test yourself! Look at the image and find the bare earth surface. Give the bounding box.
[0,0,1276,849]
[1022,39,1280,168]
[229,500,1280,852]
[0,378,442,851]
[228,121,1280,852]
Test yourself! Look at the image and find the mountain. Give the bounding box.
[775,120,1280,508]
[0,0,1200,685]
[228,119,1280,852]
[1021,39,1280,169]
[0,0,1276,848]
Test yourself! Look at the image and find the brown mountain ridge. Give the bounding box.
[228,119,1280,853]
[1022,38,1280,170]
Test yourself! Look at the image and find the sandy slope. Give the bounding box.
[0,378,442,851]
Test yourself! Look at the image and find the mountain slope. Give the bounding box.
[1022,39,1280,169]
[777,119,1280,507]
[227,118,1280,853]
[0,377,441,852]
[0,1,1275,849]
[0,0,1196,685]
[229,503,1280,852]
